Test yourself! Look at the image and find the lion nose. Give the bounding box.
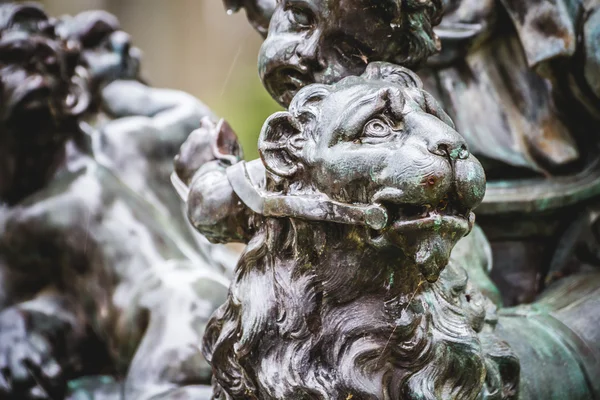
[428,137,469,161]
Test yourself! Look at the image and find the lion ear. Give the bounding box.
[258,111,304,178]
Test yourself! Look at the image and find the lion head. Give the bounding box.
[202,63,516,400]
[258,61,485,282]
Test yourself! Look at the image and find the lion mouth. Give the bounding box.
[375,195,475,237]
[369,197,475,281]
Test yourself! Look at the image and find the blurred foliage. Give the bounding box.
[210,67,282,161]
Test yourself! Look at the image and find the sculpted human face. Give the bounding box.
[0,30,67,124]
[259,0,405,106]
[259,0,442,106]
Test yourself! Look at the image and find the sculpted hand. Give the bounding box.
[174,117,242,186]
[0,308,67,399]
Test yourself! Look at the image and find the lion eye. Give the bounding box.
[363,118,392,139]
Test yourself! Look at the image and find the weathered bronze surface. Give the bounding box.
[2,0,600,398]
[226,0,600,305]
[421,0,600,304]
[236,0,600,306]
[0,4,227,399]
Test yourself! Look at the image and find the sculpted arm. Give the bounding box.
[100,80,217,154]
[222,0,276,36]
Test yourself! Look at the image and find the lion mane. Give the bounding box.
[203,63,518,400]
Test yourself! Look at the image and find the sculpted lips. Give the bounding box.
[266,67,311,106]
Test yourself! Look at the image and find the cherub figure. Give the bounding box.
[0,4,225,399]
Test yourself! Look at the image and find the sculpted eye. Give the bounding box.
[286,5,315,28]
[363,118,392,139]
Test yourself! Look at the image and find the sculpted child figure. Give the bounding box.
[200,62,600,400]
[0,4,226,399]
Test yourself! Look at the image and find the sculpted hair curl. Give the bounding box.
[203,216,521,399]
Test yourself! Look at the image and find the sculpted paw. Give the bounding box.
[0,309,66,400]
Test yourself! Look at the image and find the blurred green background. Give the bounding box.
[38,0,283,160]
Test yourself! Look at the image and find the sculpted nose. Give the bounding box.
[294,35,324,70]
[428,135,469,161]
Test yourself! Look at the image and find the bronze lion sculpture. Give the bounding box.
[201,62,502,399]
[198,63,600,399]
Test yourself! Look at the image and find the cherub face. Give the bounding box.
[258,0,442,106]
[58,11,141,87]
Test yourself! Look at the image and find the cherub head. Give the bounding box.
[0,3,88,204]
[257,62,485,280]
[56,10,141,89]
[258,0,443,106]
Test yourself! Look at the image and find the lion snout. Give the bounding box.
[408,112,485,211]
[454,156,486,211]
